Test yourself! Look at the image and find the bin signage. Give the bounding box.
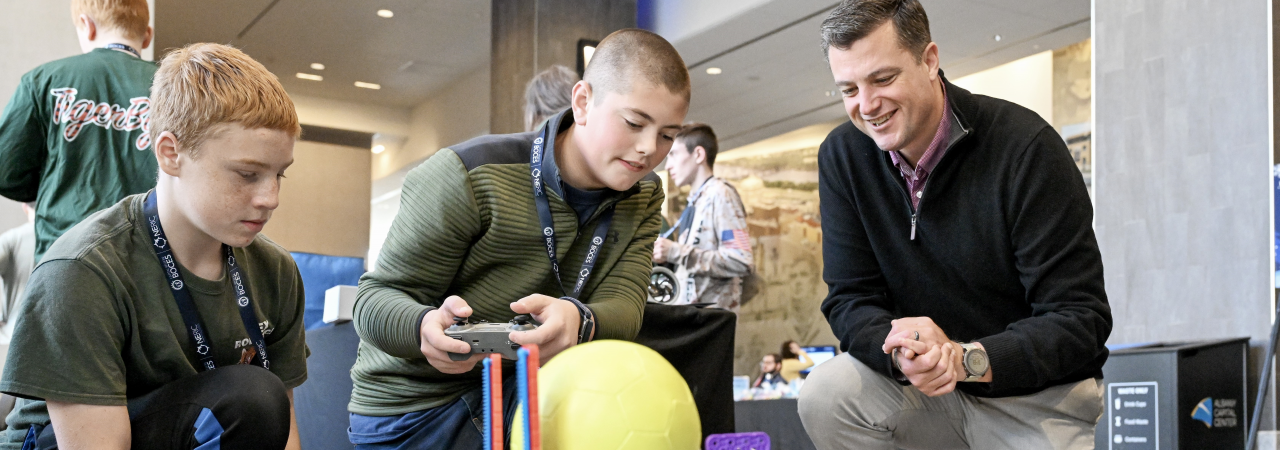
[1108,381,1158,449]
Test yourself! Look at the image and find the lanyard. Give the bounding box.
[530,123,614,299]
[660,177,714,240]
[143,191,269,371]
[104,43,140,58]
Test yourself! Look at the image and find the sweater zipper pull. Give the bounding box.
[910,214,917,240]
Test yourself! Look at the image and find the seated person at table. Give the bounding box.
[346,28,690,449]
[779,340,814,383]
[753,353,784,388]
[0,43,308,450]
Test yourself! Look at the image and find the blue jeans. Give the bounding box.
[349,375,520,450]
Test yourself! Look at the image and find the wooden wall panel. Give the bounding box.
[490,0,636,135]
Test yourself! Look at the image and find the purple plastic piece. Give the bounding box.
[705,432,771,450]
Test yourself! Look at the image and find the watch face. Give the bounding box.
[965,348,989,375]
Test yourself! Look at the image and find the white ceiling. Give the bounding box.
[155,0,1088,150]
[156,0,490,108]
[672,0,1091,150]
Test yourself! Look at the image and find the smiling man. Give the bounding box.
[797,1,1112,449]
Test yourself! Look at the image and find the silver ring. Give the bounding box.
[912,331,920,341]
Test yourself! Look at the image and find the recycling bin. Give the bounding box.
[1094,338,1249,449]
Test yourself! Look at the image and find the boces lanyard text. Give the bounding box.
[530,122,614,299]
[143,191,269,371]
[104,43,140,58]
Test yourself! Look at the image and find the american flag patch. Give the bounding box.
[721,229,752,251]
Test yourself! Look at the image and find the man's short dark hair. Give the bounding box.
[675,123,718,168]
[820,0,932,62]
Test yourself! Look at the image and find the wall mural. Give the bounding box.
[1054,39,1093,197]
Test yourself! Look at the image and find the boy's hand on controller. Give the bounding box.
[419,296,484,373]
[509,294,582,364]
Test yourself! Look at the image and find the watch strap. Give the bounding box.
[559,296,595,344]
[959,342,986,382]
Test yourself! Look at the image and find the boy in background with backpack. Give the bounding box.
[654,123,755,311]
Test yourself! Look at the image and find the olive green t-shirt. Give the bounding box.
[0,48,159,262]
[0,194,308,446]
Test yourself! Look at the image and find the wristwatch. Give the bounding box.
[959,342,989,382]
[559,296,596,344]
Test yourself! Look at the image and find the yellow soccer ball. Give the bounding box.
[512,402,526,449]
[539,340,701,450]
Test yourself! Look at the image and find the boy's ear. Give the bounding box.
[142,26,154,50]
[570,80,592,126]
[154,131,183,177]
[694,146,708,165]
[77,15,97,41]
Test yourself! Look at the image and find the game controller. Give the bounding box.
[445,314,539,361]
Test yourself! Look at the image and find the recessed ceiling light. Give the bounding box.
[377,9,394,18]
[993,34,1002,42]
[354,81,381,90]
[310,63,325,70]
[706,67,722,75]
[372,145,386,154]
[296,73,323,81]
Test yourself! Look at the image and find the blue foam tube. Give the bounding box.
[483,357,492,450]
[517,348,531,450]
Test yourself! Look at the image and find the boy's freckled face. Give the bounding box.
[579,83,688,191]
[178,124,294,247]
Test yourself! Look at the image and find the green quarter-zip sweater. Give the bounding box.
[349,110,663,415]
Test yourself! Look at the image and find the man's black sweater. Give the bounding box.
[818,78,1112,398]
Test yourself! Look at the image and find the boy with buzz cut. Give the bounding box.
[348,28,690,448]
[0,0,159,264]
[0,43,308,450]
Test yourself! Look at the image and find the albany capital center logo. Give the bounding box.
[1191,397,1239,428]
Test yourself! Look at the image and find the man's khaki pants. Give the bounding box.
[798,353,1103,450]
